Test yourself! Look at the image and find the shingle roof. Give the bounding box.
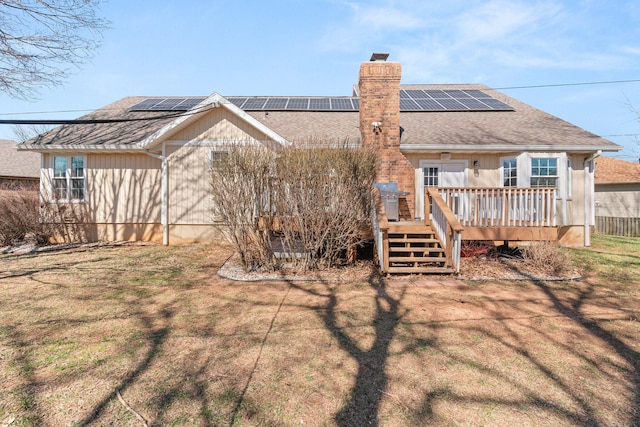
[0,139,40,179]
[397,84,616,151]
[595,156,640,184]
[22,84,620,153]
[22,97,182,149]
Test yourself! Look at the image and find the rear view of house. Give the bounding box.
[19,54,620,272]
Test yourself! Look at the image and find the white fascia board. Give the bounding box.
[139,93,290,150]
[138,93,223,150]
[400,143,623,153]
[16,144,149,153]
[217,98,291,147]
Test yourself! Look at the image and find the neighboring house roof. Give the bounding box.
[595,156,640,184]
[0,139,40,179]
[20,84,620,153]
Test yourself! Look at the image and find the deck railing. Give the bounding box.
[426,188,464,272]
[437,187,557,228]
[371,186,389,271]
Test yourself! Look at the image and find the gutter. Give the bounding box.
[399,144,622,153]
[143,149,168,246]
[584,150,601,247]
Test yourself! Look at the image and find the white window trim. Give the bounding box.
[499,155,518,188]
[51,155,87,203]
[505,152,568,199]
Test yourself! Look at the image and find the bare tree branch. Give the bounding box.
[0,0,109,99]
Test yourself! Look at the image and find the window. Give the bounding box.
[502,158,517,187]
[423,167,438,186]
[53,156,85,201]
[209,150,229,169]
[530,157,558,188]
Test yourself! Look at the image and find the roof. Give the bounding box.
[21,84,620,154]
[0,139,40,179]
[595,156,640,184]
[397,84,617,152]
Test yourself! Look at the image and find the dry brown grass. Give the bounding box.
[0,238,639,426]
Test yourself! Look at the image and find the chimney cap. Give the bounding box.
[370,52,389,62]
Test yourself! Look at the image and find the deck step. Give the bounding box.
[389,255,446,262]
[387,266,455,274]
[388,238,439,244]
[388,245,444,251]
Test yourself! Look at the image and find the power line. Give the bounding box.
[0,105,215,125]
[494,79,640,90]
[1,77,640,121]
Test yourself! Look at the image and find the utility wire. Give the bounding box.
[0,105,215,125]
[1,78,639,124]
[494,79,640,90]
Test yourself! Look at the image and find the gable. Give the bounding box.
[167,106,271,143]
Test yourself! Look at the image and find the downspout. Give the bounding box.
[144,148,168,246]
[584,150,601,247]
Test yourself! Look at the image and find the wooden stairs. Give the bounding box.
[386,223,455,275]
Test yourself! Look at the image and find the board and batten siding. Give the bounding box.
[169,107,270,142]
[166,144,213,226]
[402,152,589,228]
[41,153,162,224]
[87,154,162,224]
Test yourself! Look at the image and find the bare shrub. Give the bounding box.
[209,141,376,272]
[523,241,571,275]
[0,183,91,246]
[272,143,376,270]
[209,143,276,271]
[0,184,42,245]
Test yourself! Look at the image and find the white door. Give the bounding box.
[416,161,466,219]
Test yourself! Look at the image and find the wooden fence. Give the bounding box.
[595,216,640,237]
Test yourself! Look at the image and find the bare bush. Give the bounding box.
[209,144,276,271]
[523,241,572,276]
[272,143,376,269]
[0,184,43,245]
[209,141,376,272]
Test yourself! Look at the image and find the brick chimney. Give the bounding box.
[359,53,415,219]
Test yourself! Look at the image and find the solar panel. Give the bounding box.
[128,89,513,113]
[405,89,428,98]
[286,98,309,110]
[264,98,288,109]
[445,90,472,99]
[424,90,451,98]
[400,99,421,110]
[330,98,356,110]
[130,97,207,111]
[309,98,330,109]
[398,88,514,111]
[436,99,467,110]
[175,97,206,109]
[478,98,514,110]
[457,98,490,109]
[462,90,490,98]
[227,97,247,108]
[130,99,162,110]
[242,97,268,109]
[414,99,446,110]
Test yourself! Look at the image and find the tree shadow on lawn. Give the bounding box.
[275,266,407,427]
[484,263,640,426]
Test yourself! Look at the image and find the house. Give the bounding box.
[19,54,621,273]
[594,156,640,218]
[0,139,40,188]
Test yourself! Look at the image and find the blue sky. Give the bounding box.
[2,0,640,160]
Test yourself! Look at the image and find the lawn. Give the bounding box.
[0,235,639,426]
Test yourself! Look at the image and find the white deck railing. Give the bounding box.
[438,187,557,228]
[426,188,463,273]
